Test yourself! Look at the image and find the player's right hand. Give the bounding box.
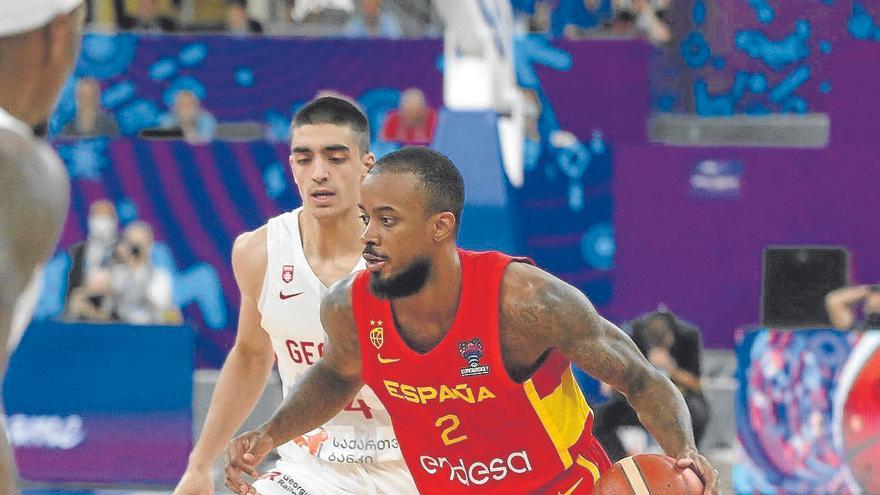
[173,466,214,495]
[224,430,274,495]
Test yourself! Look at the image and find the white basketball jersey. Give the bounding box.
[257,208,403,465]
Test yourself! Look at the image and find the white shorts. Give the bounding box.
[252,457,417,495]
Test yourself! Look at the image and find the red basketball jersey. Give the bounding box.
[352,249,611,494]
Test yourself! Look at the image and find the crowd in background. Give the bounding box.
[58,80,437,146]
[78,0,669,43]
[58,0,671,143]
[513,0,672,44]
[81,0,437,38]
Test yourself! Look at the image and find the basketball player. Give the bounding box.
[225,147,720,495]
[174,97,416,495]
[0,1,85,492]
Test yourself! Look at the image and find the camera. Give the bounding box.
[88,294,103,308]
[128,243,142,258]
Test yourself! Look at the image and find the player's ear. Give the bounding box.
[45,4,81,68]
[288,153,301,186]
[362,152,376,177]
[431,212,457,242]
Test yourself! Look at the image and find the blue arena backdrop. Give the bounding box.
[34,35,641,368]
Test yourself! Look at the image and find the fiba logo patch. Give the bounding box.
[459,338,490,377]
[282,265,294,284]
[369,320,384,349]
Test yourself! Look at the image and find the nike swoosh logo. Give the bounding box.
[558,477,584,495]
[377,354,400,364]
[279,291,304,300]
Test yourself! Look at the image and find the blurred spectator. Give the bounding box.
[523,88,541,142]
[110,221,177,325]
[593,308,710,460]
[66,270,117,322]
[631,0,671,44]
[380,88,437,145]
[826,284,880,330]
[60,78,119,138]
[553,0,613,38]
[522,89,542,170]
[607,0,670,44]
[226,0,263,34]
[522,0,670,44]
[160,90,217,144]
[65,199,119,311]
[523,1,553,33]
[290,0,353,24]
[116,0,178,32]
[345,0,402,39]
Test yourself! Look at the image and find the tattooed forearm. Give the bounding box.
[261,360,362,446]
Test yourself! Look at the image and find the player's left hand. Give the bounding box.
[676,449,719,495]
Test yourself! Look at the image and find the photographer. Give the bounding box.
[64,200,119,321]
[826,284,880,330]
[65,270,116,322]
[109,221,175,325]
[593,308,710,461]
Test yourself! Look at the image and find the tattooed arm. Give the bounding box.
[499,262,718,494]
[223,274,364,494]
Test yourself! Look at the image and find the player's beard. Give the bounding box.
[369,257,431,299]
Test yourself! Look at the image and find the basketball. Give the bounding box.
[593,454,704,495]
[841,339,880,494]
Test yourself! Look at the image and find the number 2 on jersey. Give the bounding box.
[435,414,468,446]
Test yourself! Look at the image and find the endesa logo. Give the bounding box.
[420,450,533,486]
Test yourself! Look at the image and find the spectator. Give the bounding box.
[552,0,613,38]
[291,0,354,23]
[65,199,119,311]
[380,88,437,145]
[116,0,177,33]
[826,284,880,330]
[345,0,402,38]
[60,78,118,138]
[226,0,263,34]
[522,88,542,171]
[523,1,553,33]
[631,0,670,44]
[160,90,217,144]
[110,221,176,325]
[66,270,117,322]
[593,308,710,461]
[607,0,670,44]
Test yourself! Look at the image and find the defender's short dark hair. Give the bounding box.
[291,96,370,152]
[370,147,464,230]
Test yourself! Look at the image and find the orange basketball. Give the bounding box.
[593,454,704,495]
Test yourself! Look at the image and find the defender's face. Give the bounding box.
[290,124,370,219]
